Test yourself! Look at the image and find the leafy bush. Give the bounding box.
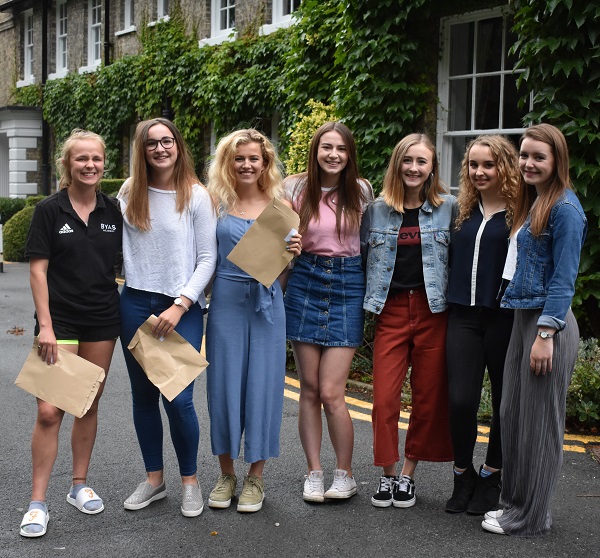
[0,198,26,224]
[100,178,126,197]
[566,338,600,429]
[3,205,36,262]
[25,195,45,207]
[285,100,337,175]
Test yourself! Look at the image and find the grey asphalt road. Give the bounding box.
[1,262,599,558]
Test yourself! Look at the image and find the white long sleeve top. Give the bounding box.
[118,182,217,307]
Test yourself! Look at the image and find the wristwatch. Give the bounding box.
[174,297,190,312]
[537,331,554,339]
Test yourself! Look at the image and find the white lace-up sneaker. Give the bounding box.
[303,470,325,502]
[324,469,357,499]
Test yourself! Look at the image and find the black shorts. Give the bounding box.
[34,318,120,342]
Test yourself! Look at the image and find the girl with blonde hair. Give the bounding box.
[21,129,122,537]
[361,133,455,509]
[205,129,301,513]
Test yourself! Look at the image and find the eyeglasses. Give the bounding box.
[146,136,175,150]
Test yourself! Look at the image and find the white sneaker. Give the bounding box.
[484,509,503,520]
[324,469,357,499]
[303,470,325,502]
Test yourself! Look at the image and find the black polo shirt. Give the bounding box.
[25,189,122,326]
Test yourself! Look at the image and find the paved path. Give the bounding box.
[1,262,599,558]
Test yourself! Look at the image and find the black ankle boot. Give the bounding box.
[467,466,501,515]
[445,464,478,513]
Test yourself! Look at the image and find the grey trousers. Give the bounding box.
[498,308,578,536]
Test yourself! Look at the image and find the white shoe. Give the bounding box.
[324,469,357,499]
[482,517,507,535]
[303,470,325,502]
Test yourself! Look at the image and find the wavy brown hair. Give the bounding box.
[455,135,520,230]
[58,129,106,190]
[123,118,199,231]
[291,122,368,238]
[381,134,447,212]
[512,123,571,236]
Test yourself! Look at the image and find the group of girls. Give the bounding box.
[19,118,586,540]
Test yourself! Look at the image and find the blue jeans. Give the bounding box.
[120,285,203,476]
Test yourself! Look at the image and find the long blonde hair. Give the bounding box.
[455,135,520,230]
[123,118,198,231]
[381,134,447,212]
[58,129,106,190]
[512,123,572,236]
[207,129,283,216]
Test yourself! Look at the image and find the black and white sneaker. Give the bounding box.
[392,475,416,508]
[371,475,397,508]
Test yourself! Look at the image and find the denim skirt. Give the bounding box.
[284,252,365,347]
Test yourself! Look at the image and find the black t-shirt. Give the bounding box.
[25,189,123,325]
[390,206,424,293]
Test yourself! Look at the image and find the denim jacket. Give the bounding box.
[360,195,456,314]
[501,189,587,330]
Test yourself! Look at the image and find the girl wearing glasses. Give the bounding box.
[118,118,217,518]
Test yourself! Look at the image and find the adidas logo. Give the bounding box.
[59,223,74,234]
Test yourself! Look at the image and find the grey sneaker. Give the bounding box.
[181,482,204,517]
[124,481,167,511]
[324,469,357,499]
[237,475,264,513]
[208,474,237,509]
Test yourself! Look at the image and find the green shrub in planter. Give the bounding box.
[3,205,36,262]
[0,197,26,224]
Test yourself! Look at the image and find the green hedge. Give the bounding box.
[100,178,126,197]
[0,198,26,224]
[3,205,36,262]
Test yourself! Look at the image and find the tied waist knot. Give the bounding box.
[215,271,277,324]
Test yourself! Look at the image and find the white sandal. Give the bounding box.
[66,486,105,515]
[20,507,49,538]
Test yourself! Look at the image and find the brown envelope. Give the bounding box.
[226,198,300,288]
[15,340,106,418]
[127,315,208,402]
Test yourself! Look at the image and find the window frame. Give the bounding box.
[211,0,235,39]
[22,9,34,83]
[436,7,532,192]
[157,0,169,19]
[55,0,68,75]
[87,0,102,68]
[261,0,300,35]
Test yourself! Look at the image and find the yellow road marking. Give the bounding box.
[283,376,596,453]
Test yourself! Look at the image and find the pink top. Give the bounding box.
[284,177,372,257]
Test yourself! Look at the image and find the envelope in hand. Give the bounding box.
[226,197,300,288]
[127,315,208,402]
[15,340,106,418]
